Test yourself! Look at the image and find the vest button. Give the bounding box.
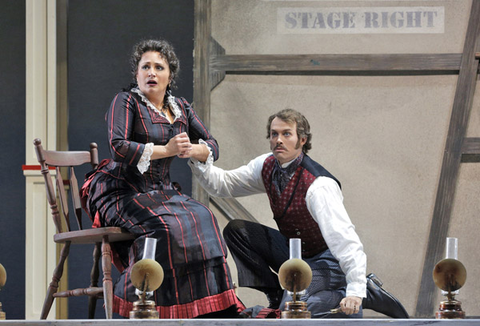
[296,231,301,235]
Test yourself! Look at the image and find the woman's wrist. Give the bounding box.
[151,144,170,160]
[191,144,209,162]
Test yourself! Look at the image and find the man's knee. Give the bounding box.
[223,219,247,241]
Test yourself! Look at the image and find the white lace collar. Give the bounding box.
[131,87,181,122]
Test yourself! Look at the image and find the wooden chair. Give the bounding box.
[34,138,134,319]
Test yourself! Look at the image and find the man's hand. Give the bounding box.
[339,296,362,315]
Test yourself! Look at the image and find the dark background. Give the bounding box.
[0,0,194,319]
[0,0,26,320]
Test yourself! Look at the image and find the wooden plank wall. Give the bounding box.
[415,1,480,316]
[192,0,480,317]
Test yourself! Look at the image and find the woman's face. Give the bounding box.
[136,51,171,103]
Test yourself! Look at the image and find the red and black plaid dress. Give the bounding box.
[82,91,242,318]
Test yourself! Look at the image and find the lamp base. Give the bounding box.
[0,302,5,320]
[129,299,159,319]
[436,299,465,319]
[281,301,311,319]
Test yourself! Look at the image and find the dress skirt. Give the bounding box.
[82,160,243,318]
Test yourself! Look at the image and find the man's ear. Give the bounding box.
[300,136,307,146]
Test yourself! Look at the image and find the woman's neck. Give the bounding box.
[147,93,165,110]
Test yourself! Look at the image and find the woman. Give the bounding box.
[82,39,243,318]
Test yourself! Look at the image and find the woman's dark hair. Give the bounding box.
[128,39,180,93]
[266,108,312,154]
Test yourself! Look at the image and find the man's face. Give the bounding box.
[269,117,306,165]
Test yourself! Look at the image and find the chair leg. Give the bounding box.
[101,237,113,319]
[88,243,101,319]
[41,242,70,319]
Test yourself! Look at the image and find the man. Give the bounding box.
[189,108,408,318]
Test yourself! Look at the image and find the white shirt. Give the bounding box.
[189,153,367,298]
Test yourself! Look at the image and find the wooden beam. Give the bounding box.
[192,0,211,206]
[210,37,226,90]
[415,0,480,317]
[193,0,211,125]
[211,53,462,75]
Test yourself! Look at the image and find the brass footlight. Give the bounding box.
[433,258,466,319]
[129,238,164,319]
[278,257,312,318]
[0,263,6,320]
[278,238,312,319]
[433,237,467,319]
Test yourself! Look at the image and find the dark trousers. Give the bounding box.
[223,219,362,318]
[223,219,290,291]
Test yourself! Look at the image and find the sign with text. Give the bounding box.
[277,7,444,34]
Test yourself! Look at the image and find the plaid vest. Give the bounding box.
[261,154,341,258]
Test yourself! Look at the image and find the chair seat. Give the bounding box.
[54,227,134,244]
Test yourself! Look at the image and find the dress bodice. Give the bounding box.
[102,91,219,192]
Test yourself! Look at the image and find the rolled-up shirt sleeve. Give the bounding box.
[189,153,270,197]
[306,177,367,298]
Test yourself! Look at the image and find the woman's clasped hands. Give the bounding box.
[167,132,193,158]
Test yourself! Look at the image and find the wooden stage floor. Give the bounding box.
[0,319,479,325]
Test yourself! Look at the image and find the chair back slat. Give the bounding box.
[69,166,84,230]
[55,167,71,232]
[33,138,99,234]
[89,143,99,169]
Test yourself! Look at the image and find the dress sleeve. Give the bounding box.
[181,98,220,161]
[189,154,270,197]
[305,177,367,298]
[106,92,145,166]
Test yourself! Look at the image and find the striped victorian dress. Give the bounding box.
[81,90,242,318]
